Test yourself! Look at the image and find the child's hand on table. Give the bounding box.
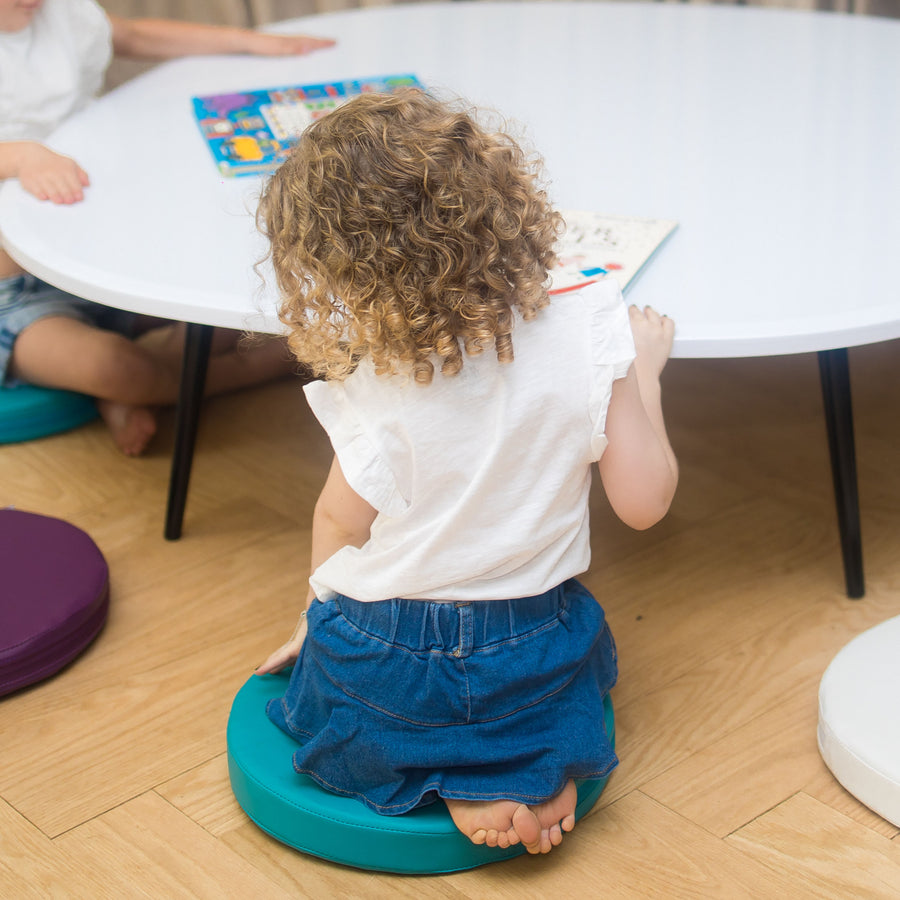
[244,32,336,56]
[15,142,90,205]
[108,16,336,61]
[629,304,674,378]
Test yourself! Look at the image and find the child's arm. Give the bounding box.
[598,305,679,530]
[0,141,89,204]
[108,16,335,60]
[256,455,377,675]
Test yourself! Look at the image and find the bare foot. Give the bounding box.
[529,779,578,854]
[97,400,158,456]
[446,780,579,856]
[445,797,540,851]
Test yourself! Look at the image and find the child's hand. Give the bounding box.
[256,609,308,675]
[108,16,336,61]
[629,305,674,378]
[17,143,90,205]
[245,32,336,56]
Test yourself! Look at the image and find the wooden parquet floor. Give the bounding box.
[3,338,900,898]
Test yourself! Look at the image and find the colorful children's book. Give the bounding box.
[550,211,678,295]
[192,74,423,177]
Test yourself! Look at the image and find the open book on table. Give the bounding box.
[550,211,678,295]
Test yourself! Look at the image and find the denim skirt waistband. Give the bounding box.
[331,579,592,660]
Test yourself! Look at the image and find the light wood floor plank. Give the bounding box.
[640,692,821,838]
[588,497,848,712]
[600,584,900,811]
[156,754,247,838]
[727,792,900,898]
[54,791,295,898]
[0,799,94,900]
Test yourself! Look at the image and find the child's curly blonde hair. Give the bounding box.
[258,89,562,383]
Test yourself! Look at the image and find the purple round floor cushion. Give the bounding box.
[0,509,109,697]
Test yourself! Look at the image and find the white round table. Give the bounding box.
[2,1,899,580]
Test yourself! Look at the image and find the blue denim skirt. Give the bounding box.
[266,578,618,815]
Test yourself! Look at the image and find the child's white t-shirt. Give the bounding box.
[0,0,111,142]
[305,279,636,604]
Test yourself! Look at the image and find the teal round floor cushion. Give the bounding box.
[0,383,97,444]
[227,671,615,874]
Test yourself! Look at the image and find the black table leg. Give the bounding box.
[164,323,213,541]
[817,348,864,598]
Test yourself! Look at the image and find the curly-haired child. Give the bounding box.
[0,0,333,455]
[256,90,678,855]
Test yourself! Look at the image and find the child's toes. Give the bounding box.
[512,805,543,853]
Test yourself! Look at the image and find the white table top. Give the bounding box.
[2,1,899,358]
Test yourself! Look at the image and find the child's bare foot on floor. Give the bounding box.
[445,798,540,851]
[97,400,157,456]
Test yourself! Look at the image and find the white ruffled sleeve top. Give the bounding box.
[305,279,636,603]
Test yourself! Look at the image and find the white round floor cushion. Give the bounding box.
[818,615,900,827]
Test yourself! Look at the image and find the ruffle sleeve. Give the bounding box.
[304,379,409,517]
[584,280,636,460]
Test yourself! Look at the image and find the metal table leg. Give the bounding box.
[164,323,213,541]
[818,348,864,598]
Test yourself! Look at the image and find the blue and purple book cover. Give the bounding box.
[192,74,423,177]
